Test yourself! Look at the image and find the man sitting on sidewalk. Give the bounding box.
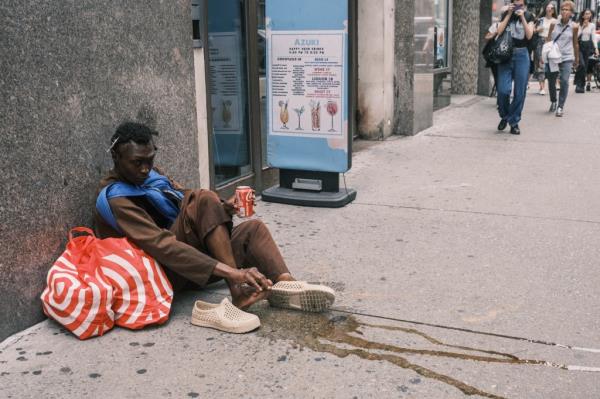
[94,122,334,321]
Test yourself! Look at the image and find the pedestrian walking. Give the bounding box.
[574,9,599,92]
[495,0,535,135]
[533,3,557,95]
[545,1,579,117]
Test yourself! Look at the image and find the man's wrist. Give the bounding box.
[214,261,240,282]
[225,267,240,282]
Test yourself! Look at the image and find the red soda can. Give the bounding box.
[235,186,255,217]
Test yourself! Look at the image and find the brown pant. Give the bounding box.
[166,190,289,291]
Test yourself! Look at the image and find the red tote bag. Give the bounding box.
[41,227,174,339]
[41,228,115,340]
[96,238,173,329]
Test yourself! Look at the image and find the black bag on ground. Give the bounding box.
[483,29,513,65]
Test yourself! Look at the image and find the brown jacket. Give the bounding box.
[93,169,218,284]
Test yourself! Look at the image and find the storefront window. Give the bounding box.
[434,0,449,69]
[207,0,252,186]
[258,0,268,168]
[433,0,451,111]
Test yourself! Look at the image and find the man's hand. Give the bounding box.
[222,194,238,216]
[231,267,273,292]
[574,59,579,69]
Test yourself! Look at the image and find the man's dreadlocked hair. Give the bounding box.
[109,122,158,153]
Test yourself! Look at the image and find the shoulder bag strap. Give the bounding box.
[553,23,570,43]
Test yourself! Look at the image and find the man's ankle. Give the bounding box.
[276,273,295,283]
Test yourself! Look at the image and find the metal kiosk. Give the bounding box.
[261,0,357,208]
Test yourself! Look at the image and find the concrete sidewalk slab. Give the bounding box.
[2,87,600,398]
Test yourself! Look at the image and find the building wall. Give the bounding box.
[451,0,481,94]
[392,0,417,135]
[0,1,200,341]
[357,0,396,139]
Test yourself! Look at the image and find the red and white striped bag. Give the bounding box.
[41,227,173,339]
[100,244,173,329]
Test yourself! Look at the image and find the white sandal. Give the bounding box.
[268,281,335,312]
[191,298,260,333]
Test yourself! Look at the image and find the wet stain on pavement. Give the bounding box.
[32,370,42,375]
[142,343,155,347]
[60,367,72,374]
[129,342,140,347]
[254,306,565,399]
[16,356,27,361]
[187,392,200,398]
[89,373,101,379]
[137,369,147,374]
[36,351,52,356]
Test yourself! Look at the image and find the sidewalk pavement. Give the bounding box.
[2,87,600,399]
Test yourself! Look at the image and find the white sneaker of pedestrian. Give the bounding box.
[539,89,546,95]
[555,107,563,117]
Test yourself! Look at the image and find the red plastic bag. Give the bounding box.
[41,227,173,339]
[97,238,173,329]
[41,228,115,339]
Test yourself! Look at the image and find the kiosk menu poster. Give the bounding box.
[270,32,343,137]
[266,0,350,173]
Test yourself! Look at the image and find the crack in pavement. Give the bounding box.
[424,133,600,147]
[330,308,600,356]
[352,201,600,225]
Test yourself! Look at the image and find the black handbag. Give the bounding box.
[528,32,540,52]
[484,28,514,65]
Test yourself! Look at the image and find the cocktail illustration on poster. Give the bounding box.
[309,100,320,131]
[222,100,233,129]
[293,105,305,130]
[278,100,289,129]
[326,100,338,132]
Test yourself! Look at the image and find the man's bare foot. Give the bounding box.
[231,285,271,310]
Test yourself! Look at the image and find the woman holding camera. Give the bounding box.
[495,0,535,135]
[545,1,579,117]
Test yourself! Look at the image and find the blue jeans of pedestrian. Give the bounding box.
[546,61,573,108]
[497,47,530,127]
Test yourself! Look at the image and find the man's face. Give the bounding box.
[112,140,156,186]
